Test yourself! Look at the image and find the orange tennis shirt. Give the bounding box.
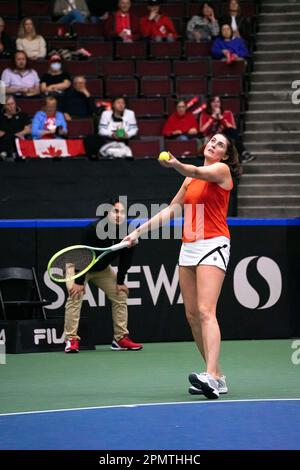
[183,178,232,242]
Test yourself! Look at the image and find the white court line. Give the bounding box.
[0,398,300,418]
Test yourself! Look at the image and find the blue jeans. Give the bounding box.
[58,10,86,24]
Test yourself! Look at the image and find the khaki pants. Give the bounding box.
[64,266,129,341]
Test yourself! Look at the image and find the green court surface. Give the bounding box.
[0,340,299,414]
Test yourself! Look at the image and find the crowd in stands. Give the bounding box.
[0,0,257,163]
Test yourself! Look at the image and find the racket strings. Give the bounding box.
[49,248,94,281]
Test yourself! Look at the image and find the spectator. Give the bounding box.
[0,17,15,58]
[53,0,90,24]
[140,0,177,42]
[186,2,219,42]
[60,75,95,120]
[0,95,31,160]
[40,54,71,96]
[212,23,249,63]
[199,95,255,162]
[16,17,47,60]
[104,0,140,42]
[99,96,138,142]
[87,0,118,23]
[220,0,252,43]
[1,51,40,97]
[31,96,68,139]
[162,100,198,141]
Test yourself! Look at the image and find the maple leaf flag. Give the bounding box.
[16,139,86,158]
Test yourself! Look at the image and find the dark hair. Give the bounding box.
[109,196,124,207]
[12,50,27,68]
[206,95,223,115]
[112,96,126,105]
[220,133,242,179]
[200,2,216,16]
[227,0,241,15]
[221,23,233,39]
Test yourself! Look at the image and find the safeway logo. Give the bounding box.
[233,256,282,309]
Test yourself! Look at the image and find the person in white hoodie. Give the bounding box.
[99,96,138,142]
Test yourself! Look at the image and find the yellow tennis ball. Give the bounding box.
[158,151,170,161]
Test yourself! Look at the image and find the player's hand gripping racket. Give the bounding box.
[47,241,132,284]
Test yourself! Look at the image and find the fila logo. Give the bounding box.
[34,328,65,345]
[233,256,282,309]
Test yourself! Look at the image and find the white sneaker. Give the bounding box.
[188,372,220,399]
[189,375,228,395]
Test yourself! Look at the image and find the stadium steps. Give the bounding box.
[238,0,300,217]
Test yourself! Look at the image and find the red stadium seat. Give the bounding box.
[138,119,165,136]
[3,21,19,36]
[130,140,160,159]
[140,77,173,97]
[150,42,181,59]
[173,60,209,77]
[68,119,94,138]
[176,78,207,96]
[211,78,243,96]
[65,60,98,77]
[86,78,103,96]
[136,60,172,77]
[79,42,113,58]
[73,23,104,37]
[161,3,186,17]
[30,61,49,76]
[38,23,60,38]
[102,61,135,77]
[166,97,177,115]
[17,99,43,117]
[49,40,78,51]
[185,42,212,57]
[22,1,51,16]
[106,78,138,98]
[165,139,198,158]
[212,61,245,77]
[115,42,147,59]
[222,97,242,115]
[0,1,18,17]
[127,99,164,118]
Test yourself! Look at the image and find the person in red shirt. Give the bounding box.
[140,0,178,42]
[199,95,255,162]
[163,100,198,140]
[104,0,140,42]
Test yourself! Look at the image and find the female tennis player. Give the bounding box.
[124,133,241,399]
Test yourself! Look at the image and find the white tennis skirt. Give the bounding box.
[178,236,230,271]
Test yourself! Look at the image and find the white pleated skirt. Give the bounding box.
[178,236,230,272]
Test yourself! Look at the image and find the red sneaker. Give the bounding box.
[65,338,79,353]
[111,335,143,351]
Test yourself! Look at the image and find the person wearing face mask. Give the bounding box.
[40,54,71,96]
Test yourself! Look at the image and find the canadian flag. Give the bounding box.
[16,139,86,159]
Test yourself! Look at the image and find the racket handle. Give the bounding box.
[110,240,135,251]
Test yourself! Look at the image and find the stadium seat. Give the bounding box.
[115,42,147,59]
[105,78,138,98]
[30,61,49,76]
[165,139,198,158]
[127,98,165,118]
[211,78,243,96]
[212,61,245,77]
[150,42,181,59]
[86,78,103,96]
[185,42,212,57]
[222,97,242,115]
[176,78,207,96]
[67,119,94,138]
[136,60,172,77]
[173,60,210,77]
[0,1,18,17]
[49,39,78,51]
[73,23,104,38]
[130,140,160,159]
[140,77,173,97]
[65,60,98,77]
[102,61,135,77]
[3,21,19,37]
[21,1,51,16]
[17,99,43,117]
[161,3,186,17]
[79,42,113,58]
[138,119,165,136]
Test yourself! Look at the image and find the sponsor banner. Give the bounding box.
[16,139,86,158]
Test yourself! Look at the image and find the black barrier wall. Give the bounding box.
[0,221,299,344]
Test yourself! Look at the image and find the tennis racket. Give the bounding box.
[47,241,132,283]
